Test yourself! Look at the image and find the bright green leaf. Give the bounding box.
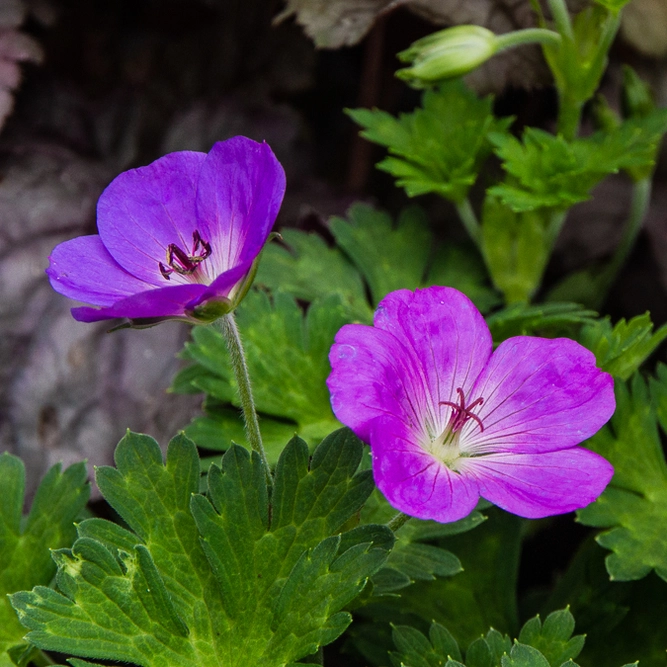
[500,644,551,667]
[577,374,667,581]
[489,113,667,212]
[0,454,89,666]
[11,429,392,667]
[389,622,462,667]
[347,80,511,202]
[579,313,667,380]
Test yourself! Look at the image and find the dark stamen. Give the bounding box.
[440,387,485,432]
[159,230,212,280]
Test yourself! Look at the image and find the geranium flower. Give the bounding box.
[47,136,286,325]
[327,286,615,523]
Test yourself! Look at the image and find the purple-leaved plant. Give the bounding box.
[328,286,616,523]
[47,136,286,326]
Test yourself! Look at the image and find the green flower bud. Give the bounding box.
[396,26,498,86]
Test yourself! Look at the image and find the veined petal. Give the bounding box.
[462,337,615,455]
[373,287,492,435]
[97,151,206,284]
[328,324,430,443]
[371,415,480,523]
[47,235,156,306]
[458,448,614,518]
[195,137,286,277]
[71,284,207,323]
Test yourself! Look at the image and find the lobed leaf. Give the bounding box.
[489,112,667,213]
[348,80,512,203]
[577,373,667,582]
[11,429,392,667]
[579,313,667,380]
[0,454,89,665]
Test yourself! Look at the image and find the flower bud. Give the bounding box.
[396,25,497,86]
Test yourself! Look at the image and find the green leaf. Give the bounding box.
[172,291,348,461]
[489,114,667,213]
[500,644,551,667]
[329,203,497,313]
[0,454,89,665]
[330,204,431,305]
[255,230,371,321]
[11,429,392,667]
[480,195,549,303]
[593,0,631,14]
[544,538,665,667]
[486,303,598,344]
[347,80,511,202]
[361,490,484,595]
[466,628,512,667]
[389,622,462,667]
[517,609,585,667]
[579,313,667,380]
[577,373,667,581]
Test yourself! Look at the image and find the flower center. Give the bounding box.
[426,388,485,469]
[159,230,212,281]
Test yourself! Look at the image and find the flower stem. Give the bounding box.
[455,198,481,246]
[495,28,562,52]
[547,0,574,40]
[215,313,272,483]
[387,511,412,532]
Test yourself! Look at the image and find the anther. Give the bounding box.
[159,230,212,279]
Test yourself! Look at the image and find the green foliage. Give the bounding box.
[258,204,499,314]
[480,196,549,303]
[329,205,431,305]
[361,490,485,595]
[593,0,632,14]
[545,538,665,667]
[386,608,613,667]
[172,291,348,461]
[577,373,667,581]
[256,229,371,320]
[0,454,89,666]
[489,114,667,212]
[347,81,511,202]
[11,430,393,667]
[486,303,598,343]
[579,313,667,380]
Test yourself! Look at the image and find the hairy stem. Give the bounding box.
[387,511,412,532]
[215,313,272,482]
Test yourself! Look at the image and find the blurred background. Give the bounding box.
[1,0,666,498]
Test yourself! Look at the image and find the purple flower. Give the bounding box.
[47,136,286,325]
[327,286,615,523]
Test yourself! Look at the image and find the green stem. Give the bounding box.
[495,28,562,52]
[557,90,583,140]
[455,198,481,246]
[387,511,412,532]
[547,0,574,40]
[32,650,55,666]
[546,208,568,250]
[602,177,652,286]
[215,313,272,482]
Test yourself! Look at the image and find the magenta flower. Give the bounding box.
[327,287,615,523]
[47,136,286,325]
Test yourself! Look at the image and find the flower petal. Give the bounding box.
[71,284,207,323]
[459,448,614,518]
[97,151,206,284]
[373,287,493,435]
[328,324,429,443]
[47,235,155,306]
[195,137,286,278]
[371,415,480,523]
[463,337,615,455]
